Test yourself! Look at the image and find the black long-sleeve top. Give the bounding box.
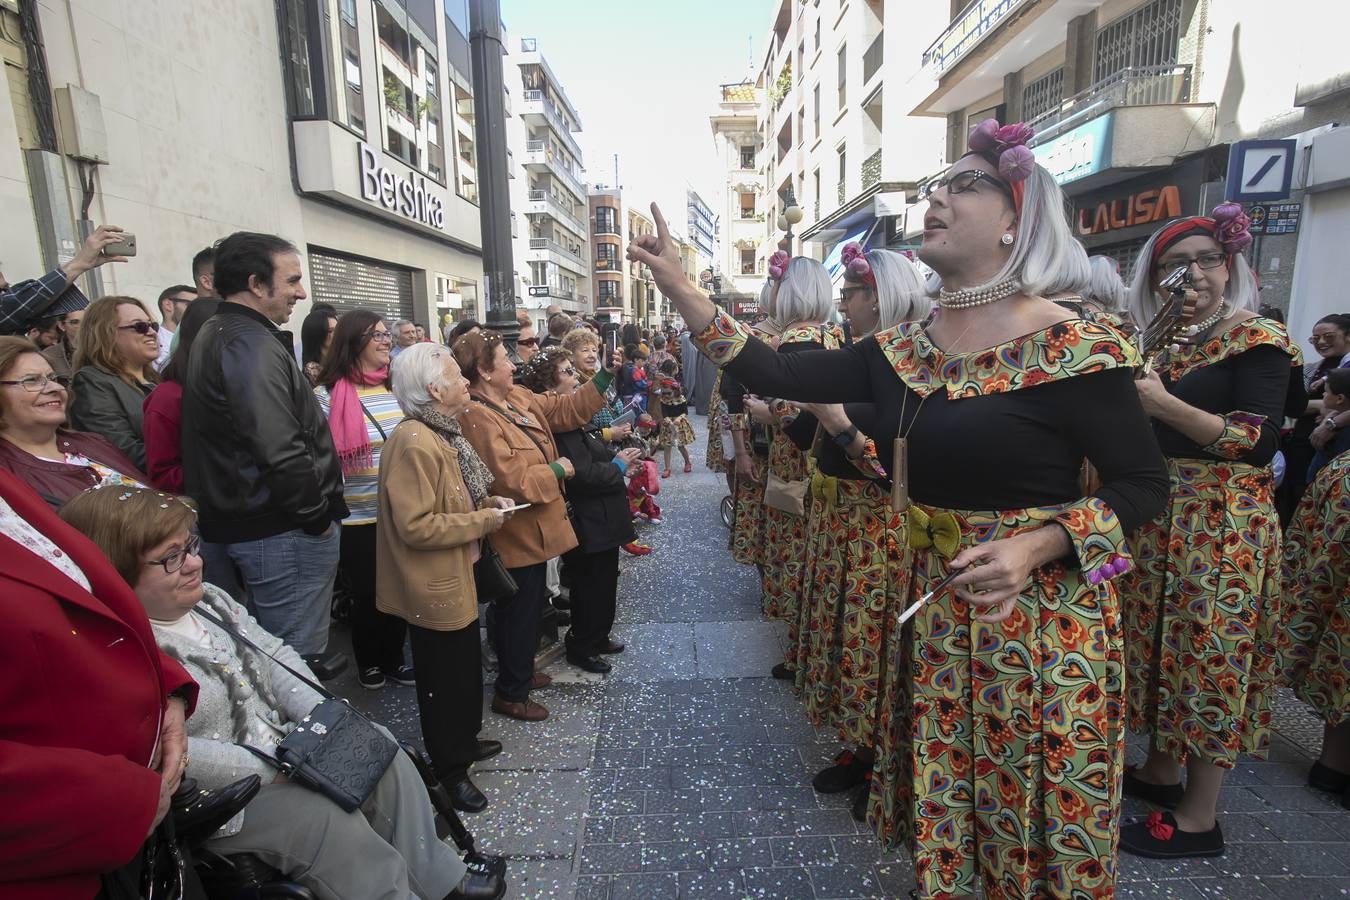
[720,324,1168,538]
[1155,318,1298,467]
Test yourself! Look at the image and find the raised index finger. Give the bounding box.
[650,203,670,243]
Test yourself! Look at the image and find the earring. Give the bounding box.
[484,374,491,382]
[1000,233,1014,245]
[871,306,879,314]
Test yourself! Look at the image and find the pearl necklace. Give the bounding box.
[1188,300,1230,337]
[937,278,1022,310]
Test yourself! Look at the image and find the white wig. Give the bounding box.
[773,257,834,326]
[390,342,454,417]
[938,158,1082,297]
[1084,255,1126,312]
[854,250,932,333]
[1041,237,1092,297]
[1126,224,1259,325]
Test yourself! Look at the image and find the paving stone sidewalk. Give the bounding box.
[335,415,1350,898]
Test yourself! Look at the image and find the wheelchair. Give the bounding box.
[193,742,504,899]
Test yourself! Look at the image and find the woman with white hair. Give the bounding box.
[756,252,842,681]
[787,246,931,826]
[1083,254,1128,324]
[628,117,1168,898]
[377,343,516,815]
[1117,205,1300,859]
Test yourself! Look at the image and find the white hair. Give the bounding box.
[1126,225,1259,325]
[1041,237,1092,297]
[773,257,834,326]
[390,342,453,417]
[1084,255,1126,312]
[758,279,774,320]
[860,250,932,333]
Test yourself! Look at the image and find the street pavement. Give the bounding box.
[335,415,1350,898]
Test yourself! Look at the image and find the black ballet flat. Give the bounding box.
[1122,766,1183,809]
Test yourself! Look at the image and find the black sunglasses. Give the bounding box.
[117,321,156,336]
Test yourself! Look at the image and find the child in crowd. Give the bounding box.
[655,358,694,478]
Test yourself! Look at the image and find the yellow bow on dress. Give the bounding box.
[907,507,962,558]
[810,469,838,514]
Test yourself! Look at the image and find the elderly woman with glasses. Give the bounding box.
[58,485,504,900]
[1117,206,1300,859]
[68,295,161,469]
[377,343,516,815]
[631,118,1169,898]
[0,336,147,507]
[314,311,413,692]
[518,347,639,675]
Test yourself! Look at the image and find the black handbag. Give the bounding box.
[473,539,518,601]
[195,606,398,813]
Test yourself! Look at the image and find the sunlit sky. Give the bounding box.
[503,0,775,239]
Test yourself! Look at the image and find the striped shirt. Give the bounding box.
[315,384,405,525]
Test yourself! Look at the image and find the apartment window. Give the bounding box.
[837,145,846,202]
[813,84,820,139]
[279,0,316,117]
[837,44,847,109]
[1094,0,1183,82]
[740,192,756,217]
[797,40,805,81]
[1022,67,1064,123]
[797,106,805,147]
[595,244,618,269]
[595,207,618,235]
[338,0,356,24]
[598,280,618,302]
[740,145,755,169]
[740,247,757,275]
[373,0,443,180]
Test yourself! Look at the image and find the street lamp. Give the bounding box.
[777,189,803,251]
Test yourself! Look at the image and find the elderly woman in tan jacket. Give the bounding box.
[451,330,614,723]
[377,343,516,815]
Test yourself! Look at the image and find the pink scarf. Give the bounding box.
[328,367,388,475]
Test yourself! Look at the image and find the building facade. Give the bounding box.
[905,0,1350,334]
[588,186,623,321]
[742,0,948,276]
[626,206,658,331]
[506,35,589,329]
[710,80,766,311]
[685,189,717,273]
[3,0,489,337]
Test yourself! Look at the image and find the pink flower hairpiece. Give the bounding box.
[1211,201,1253,255]
[767,250,791,281]
[967,118,1037,185]
[840,243,875,287]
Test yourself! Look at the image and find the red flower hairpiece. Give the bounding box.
[767,250,791,281]
[968,118,1037,184]
[840,243,875,287]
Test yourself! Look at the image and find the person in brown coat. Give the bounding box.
[452,330,614,722]
[378,342,517,814]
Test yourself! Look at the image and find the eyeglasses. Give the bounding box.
[117,321,156,336]
[1156,252,1226,274]
[0,373,71,391]
[145,534,202,575]
[917,169,1011,201]
[560,366,577,378]
[363,329,394,344]
[838,286,869,302]
[518,338,539,347]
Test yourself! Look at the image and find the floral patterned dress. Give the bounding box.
[1282,450,1350,724]
[1122,317,1299,768]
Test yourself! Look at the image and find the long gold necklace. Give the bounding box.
[890,317,977,512]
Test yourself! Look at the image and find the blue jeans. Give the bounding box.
[225,524,340,655]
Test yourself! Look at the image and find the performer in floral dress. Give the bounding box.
[629,118,1168,899]
[1118,203,1300,860]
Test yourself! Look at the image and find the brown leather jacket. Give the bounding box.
[458,379,606,569]
[0,429,147,509]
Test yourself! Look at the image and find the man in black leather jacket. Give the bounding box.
[183,232,348,670]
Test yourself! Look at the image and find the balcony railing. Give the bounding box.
[924,0,1031,77]
[520,90,583,158]
[525,189,587,235]
[1026,64,1193,146]
[594,256,621,271]
[837,181,846,206]
[528,237,586,268]
[861,149,882,191]
[522,141,585,200]
[863,32,884,84]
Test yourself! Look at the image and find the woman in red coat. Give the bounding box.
[0,467,198,898]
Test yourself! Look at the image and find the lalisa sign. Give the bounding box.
[1077,184,1181,236]
[358,142,445,230]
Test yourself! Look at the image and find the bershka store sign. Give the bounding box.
[359,142,445,230]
